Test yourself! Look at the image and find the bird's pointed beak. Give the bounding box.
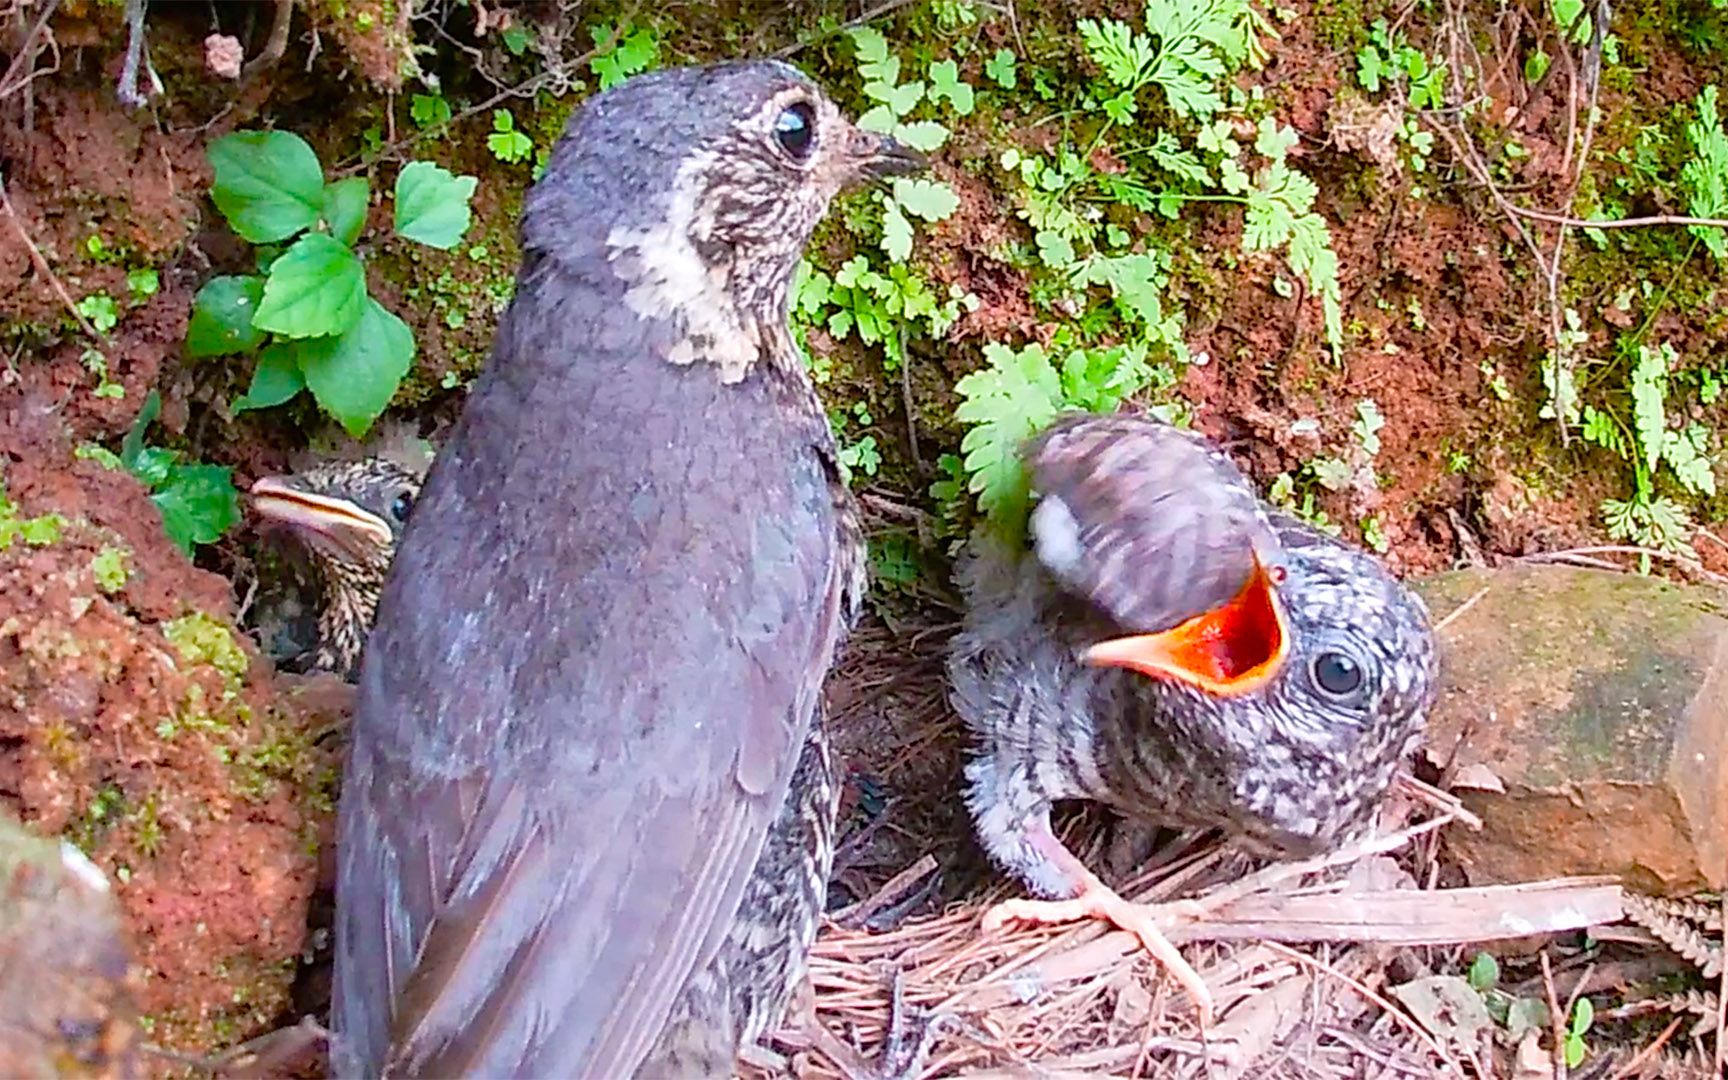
[250,476,393,552]
[1083,556,1290,697]
[857,129,929,182]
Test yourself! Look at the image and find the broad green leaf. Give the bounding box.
[394,161,479,249]
[233,343,306,413]
[151,464,239,555]
[187,275,268,358]
[253,234,366,339]
[297,297,415,437]
[1255,117,1300,161]
[207,130,325,243]
[130,446,178,489]
[984,48,1017,89]
[1035,229,1075,268]
[321,177,370,247]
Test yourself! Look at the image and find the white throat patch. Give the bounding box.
[605,147,762,384]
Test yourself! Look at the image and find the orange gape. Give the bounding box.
[1082,557,1289,696]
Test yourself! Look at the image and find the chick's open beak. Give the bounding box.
[250,476,392,553]
[858,130,929,180]
[1083,556,1290,697]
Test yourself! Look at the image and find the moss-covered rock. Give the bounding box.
[1416,564,1728,895]
[0,390,336,1056]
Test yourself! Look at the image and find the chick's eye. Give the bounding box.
[775,103,816,160]
[1311,651,1363,698]
[389,492,414,522]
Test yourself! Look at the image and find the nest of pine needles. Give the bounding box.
[749,610,1723,1079]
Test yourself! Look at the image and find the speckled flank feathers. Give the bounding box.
[950,411,1438,898]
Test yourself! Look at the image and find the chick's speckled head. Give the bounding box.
[250,458,422,576]
[525,61,924,338]
[1126,522,1438,853]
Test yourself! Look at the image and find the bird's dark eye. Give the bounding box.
[389,491,414,522]
[1311,651,1363,698]
[775,103,816,160]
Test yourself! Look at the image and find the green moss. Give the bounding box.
[91,545,130,593]
[162,613,249,691]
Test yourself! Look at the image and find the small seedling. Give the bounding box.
[486,109,534,164]
[590,22,659,89]
[118,391,240,555]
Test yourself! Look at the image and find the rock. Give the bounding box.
[0,810,139,1078]
[1414,564,1728,896]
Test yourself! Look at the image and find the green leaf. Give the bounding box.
[91,546,129,593]
[984,48,1017,89]
[1466,952,1499,992]
[894,120,950,152]
[151,464,239,555]
[321,176,370,247]
[882,203,914,262]
[882,80,925,118]
[893,178,959,222]
[126,267,160,300]
[850,26,889,64]
[954,343,1063,531]
[590,24,659,89]
[501,23,532,56]
[1036,229,1075,269]
[295,296,415,437]
[1524,48,1550,84]
[394,161,478,249]
[928,59,974,115]
[130,447,177,489]
[186,276,268,358]
[1632,343,1671,475]
[207,130,325,243]
[487,110,534,164]
[233,343,306,413]
[120,389,162,472]
[410,93,452,129]
[77,292,119,334]
[1255,117,1300,161]
[1079,18,1154,89]
[253,233,367,339]
[1682,85,1728,260]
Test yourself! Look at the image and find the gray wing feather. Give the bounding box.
[332,262,844,1078]
[1024,411,1284,632]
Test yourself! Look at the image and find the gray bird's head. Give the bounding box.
[251,457,424,676]
[523,60,925,381]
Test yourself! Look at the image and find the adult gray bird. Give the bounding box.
[949,412,1438,1022]
[331,61,923,1077]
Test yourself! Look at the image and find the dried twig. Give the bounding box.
[0,179,101,340]
[1542,950,1568,1080]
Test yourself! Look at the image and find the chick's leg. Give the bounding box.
[979,809,1214,1025]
